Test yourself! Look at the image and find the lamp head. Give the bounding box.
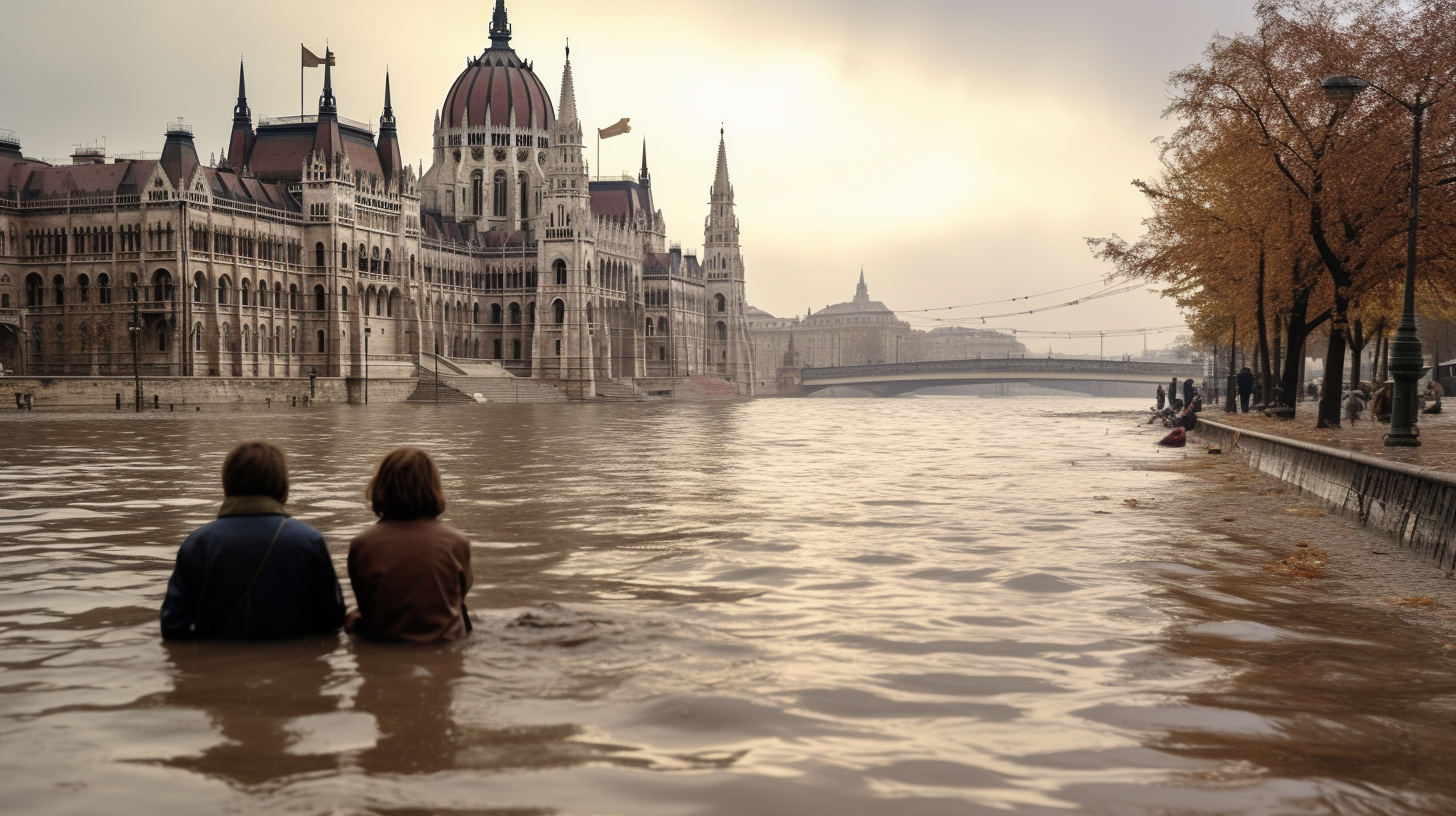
[1322,75,1370,104]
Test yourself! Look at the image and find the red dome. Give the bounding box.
[442,49,555,131]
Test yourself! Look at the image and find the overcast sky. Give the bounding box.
[2,0,1257,356]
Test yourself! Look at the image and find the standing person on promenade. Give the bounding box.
[1236,367,1255,413]
[347,448,474,642]
[161,441,346,640]
[1155,385,1166,410]
[1182,378,1195,408]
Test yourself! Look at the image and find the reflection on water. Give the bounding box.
[0,398,1453,815]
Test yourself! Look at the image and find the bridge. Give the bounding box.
[797,358,1206,397]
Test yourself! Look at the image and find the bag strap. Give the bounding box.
[223,517,289,637]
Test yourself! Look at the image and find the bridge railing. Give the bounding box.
[801,358,1205,381]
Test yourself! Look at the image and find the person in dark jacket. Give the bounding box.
[347,447,473,643]
[161,440,346,640]
[1236,367,1255,412]
[1155,385,1166,410]
[1182,378,1195,407]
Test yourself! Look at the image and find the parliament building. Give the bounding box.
[0,1,755,400]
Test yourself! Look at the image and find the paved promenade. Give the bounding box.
[1207,406,1456,471]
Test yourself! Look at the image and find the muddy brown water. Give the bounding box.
[1,398,1454,815]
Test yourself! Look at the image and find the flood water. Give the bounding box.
[1,397,1454,815]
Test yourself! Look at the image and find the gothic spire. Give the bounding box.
[639,140,651,187]
[489,0,512,49]
[712,127,732,199]
[319,48,337,116]
[380,70,396,130]
[233,58,250,123]
[558,46,578,125]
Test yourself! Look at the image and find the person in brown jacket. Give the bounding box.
[347,448,473,642]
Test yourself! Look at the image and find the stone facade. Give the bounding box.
[0,1,755,397]
[748,273,1026,394]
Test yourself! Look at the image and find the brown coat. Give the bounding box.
[347,518,473,642]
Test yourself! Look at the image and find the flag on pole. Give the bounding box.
[302,45,334,67]
[597,118,631,139]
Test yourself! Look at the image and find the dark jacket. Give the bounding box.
[161,496,346,640]
[348,517,473,643]
[1236,369,1255,395]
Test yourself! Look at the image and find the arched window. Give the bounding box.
[715,293,726,312]
[387,289,398,317]
[152,270,172,302]
[509,302,521,325]
[128,273,139,302]
[519,172,529,218]
[371,247,380,274]
[289,284,299,310]
[383,249,392,276]
[475,303,482,324]
[240,278,251,306]
[315,242,325,267]
[717,321,728,341]
[358,244,368,273]
[193,272,205,303]
[492,171,507,217]
[340,242,348,269]
[553,259,567,285]
[552,299,565,324]
[527,302,536,323]
[585,262,592,287]
[645,318,654,337]
[316,329,325,353]
[290,327,297,354]
[193,322,203,351]
[472,172,483,216]
[314,285,327,312]
[658,317,668,335]
[78,274,90,303]
[409,255,416,279]
[52,275,65,307]
[98,273,111,304]
[274,282,282,308]
[490,303,502,324]
[241,325,250,353]
[216,276,231,305]
[341,286,349,312]
[25,273,42,307]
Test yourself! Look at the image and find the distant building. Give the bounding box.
[747,272,1025,394]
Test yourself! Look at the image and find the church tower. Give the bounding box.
[226,60,254,172]
[703,130,755,392]
[534,47,597,398]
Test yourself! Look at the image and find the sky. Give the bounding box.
[1,0,1258,357]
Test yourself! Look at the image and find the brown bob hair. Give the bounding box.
[367,447,446,520]
[222,440,289,501]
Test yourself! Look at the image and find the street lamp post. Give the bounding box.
[1322,75,1427,446]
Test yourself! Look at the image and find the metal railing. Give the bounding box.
[802,358,1207,381]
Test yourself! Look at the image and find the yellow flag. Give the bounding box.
[597,118,631,139]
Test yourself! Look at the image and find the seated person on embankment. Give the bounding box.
[346,448,473,643]
[161,441,346,640]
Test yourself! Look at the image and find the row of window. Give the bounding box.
[14,223,175,257]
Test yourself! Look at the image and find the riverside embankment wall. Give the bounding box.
[1196,418,1456,571]
[0,376,417,408]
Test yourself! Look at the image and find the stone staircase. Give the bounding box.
[686,375,742,399]
[445,376,568,403]
[406,371,476,404]
[593,379,644,402]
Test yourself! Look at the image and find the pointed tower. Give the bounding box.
[703,129,755,393]
[535,46,599,397]
[312,49,342,171]
[376,71,402,182]
[490,0,513,48]
[227,59,255,172]
[854,268,870,305]
[638,140,651,187]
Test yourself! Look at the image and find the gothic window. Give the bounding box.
[217,276,230,305]
[371,247,380,274]
[240,279,251,306]
[78,274,90,303]
[489,303,499,324]
[552,299,565,324]
[52,275,64,307]
[519,172,529,218]
[242,325,250,353]
[513,339,521,359]
[341,242,349,269]
[527,302,535,323]
[383,249,392,276]
[314,285,326,312]
[289,284,299,311]
[194,322,203,351]
[492,171,506,217]
[586,262,591,287]
[291,327,297,354]
[388,289,397,317]
[153,270,173,302]
[658,317,668,335]
[717,321,727,341]
[316,329,325,353]
[659,347,666,361]
[509,302,521,325]
[358,243,368,273]
[472,172,484,216]
[341,286,349,312]
[193,272,205,303]
[553,259,566,285]
[555,339,561,356]
[98,273,111,304]
[715,293,726,312]
[274,282,282,309]
[25,273,41,307]
[315,242,325,267]
[645,318,654,337]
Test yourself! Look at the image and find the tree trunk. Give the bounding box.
[1317,304,1349,428]
[1347,318,1365,392]
[1225,317,1239,413]
[1272,313,1284,401]
[1256,249,1273,400]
